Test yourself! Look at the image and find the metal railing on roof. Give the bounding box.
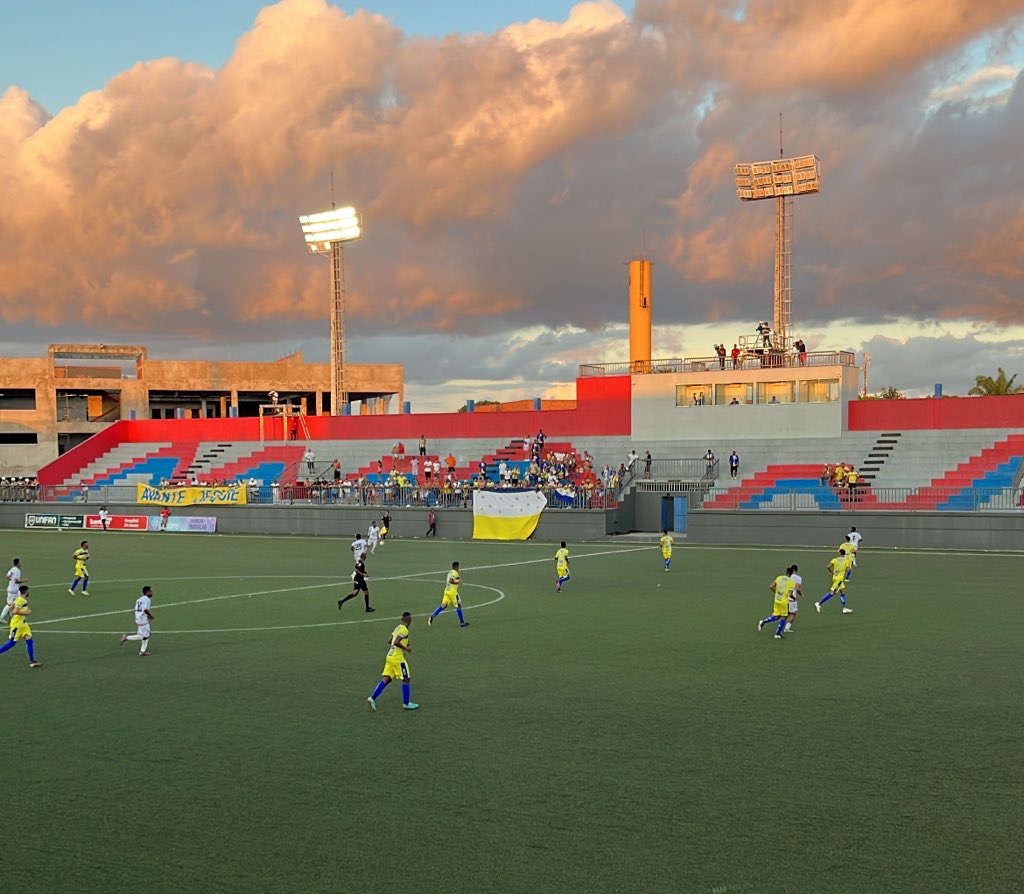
[578,351,856,377]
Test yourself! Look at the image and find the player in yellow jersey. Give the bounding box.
[69,540,91,596]
[555,542,570,592]
[367,612,418,711]
[0,585,43,667]
[427,561,469,627]
[758,568,794,639]
[660,530,674,572]
[815,549,854,614]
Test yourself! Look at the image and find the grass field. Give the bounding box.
[4,527,1022,894]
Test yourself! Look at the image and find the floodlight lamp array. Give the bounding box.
[734,155,820,201]
[298,206,363,252]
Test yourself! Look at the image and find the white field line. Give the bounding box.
[38,583,506,635]
[32,545,653,627]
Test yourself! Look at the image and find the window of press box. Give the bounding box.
[715,383,754,405]
[799,379,840,402]
[676,385,712,406]
[756,382,795,404]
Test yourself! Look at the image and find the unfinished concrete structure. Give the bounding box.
[0,344,403,473]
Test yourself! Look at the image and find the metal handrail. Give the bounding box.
[579,351,856,377]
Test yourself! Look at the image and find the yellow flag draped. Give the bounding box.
[472,490,547,540]
[137,483,247,506]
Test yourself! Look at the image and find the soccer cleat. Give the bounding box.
[82,590,89,596]
[842,607,854,614]
[757,620,766,632]
[814,602,821,613]
[29,662,43,668]
[365,607,376,613]
[459,622,470,627]
[367,697,376,712]
[120,634,128,646]
[139,651,151,656]
[773,634,783,640]
[427,615,433,626]
[403,702,420,710]
[68,588,76,595]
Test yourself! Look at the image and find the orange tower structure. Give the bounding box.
[628,258,652,372]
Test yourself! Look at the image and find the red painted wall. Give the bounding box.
[40,377,632,482]
[849,395,1024,431]
[37,420,131,486]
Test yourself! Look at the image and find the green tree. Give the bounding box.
[457,399,501,413]
[968,368,1024,396]
[858,386,905,400]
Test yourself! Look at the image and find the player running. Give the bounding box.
[0,585,43,667]
[427,561,469,627]
[338,553,375,612]
[555,542,570,592]
[784,564,803,633]
[815,549,854,614]
[120,586,155,656]
[350,533,367,560]
[660,530,674,572]
[68,540,91,596]
[1,558,26,624]
[757,568,794,640]
[367,522,381,555]
[367,612,419,711]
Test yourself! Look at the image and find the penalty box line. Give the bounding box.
[33,544,654,627]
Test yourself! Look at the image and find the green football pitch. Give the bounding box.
[3,528,1022,894]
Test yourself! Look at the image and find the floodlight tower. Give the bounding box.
[298,206,362,415]
[734,130,820,350]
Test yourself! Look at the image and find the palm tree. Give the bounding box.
[968,368,1024,396]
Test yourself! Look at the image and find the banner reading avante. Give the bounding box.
[472,489,548,540]
[137,483,247,506]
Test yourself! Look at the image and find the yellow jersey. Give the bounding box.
[828,556,851,580]
[555,547,569,568]
[772,575,792,613]
[660,534,673,556]
[445,570,461,595]
[74,547,90,565]
[9,595,29,631]
[386,624,410,659]
[838,542,855,559]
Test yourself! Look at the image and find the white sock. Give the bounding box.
[140,638,149,654]
[0,607,9,623]
[126,633,144,641]
[784,623,792,631]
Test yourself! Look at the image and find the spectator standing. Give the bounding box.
[795,338,807,366]
[418,435,427,456]
[644,451,652,479]
[716,344,727,369]
[159,507,171,531]
[731,344,741,369]
[704,449,716,475]
[729,451,740,480]
[446,452,457,475]
[304,447,316,474]
[432,460,441,483]
[411,457,419,480]
[627,449,639,471]
[98,507,110,531]
[426,508,437,537]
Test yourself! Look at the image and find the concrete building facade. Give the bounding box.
[0,344,403,473]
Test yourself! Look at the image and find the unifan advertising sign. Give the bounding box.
[24,514,86,529]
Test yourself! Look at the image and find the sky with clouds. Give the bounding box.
[1,0,1023,410]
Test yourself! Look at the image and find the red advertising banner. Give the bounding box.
[85,514,149,531]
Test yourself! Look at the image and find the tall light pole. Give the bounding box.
[298,206,362,415]
[734,151,820,349]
